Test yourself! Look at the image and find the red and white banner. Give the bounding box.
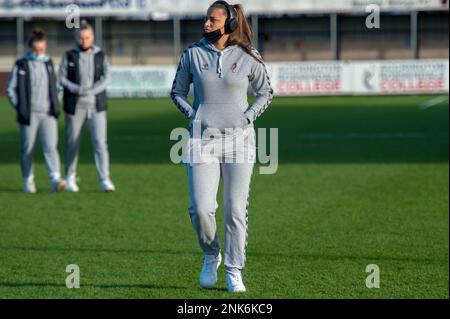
[101,59,449,98]
[268,59,449,96]
[268,62,344,96]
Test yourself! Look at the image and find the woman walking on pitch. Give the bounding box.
[171,1,273,292]
[7,29,65,193]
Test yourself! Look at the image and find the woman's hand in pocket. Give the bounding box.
[241,113,250,126]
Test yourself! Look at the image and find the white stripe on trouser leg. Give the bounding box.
[243,178,251,268]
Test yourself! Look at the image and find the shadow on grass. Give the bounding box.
[0,282,187,290]
[0,101,448,165]
[1,245,442,264]
[1,245,199,256]
[0,186,111,194]
[0,187,23,193]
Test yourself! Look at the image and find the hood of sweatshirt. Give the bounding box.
[74,44,102,54]
[24,51,50,62]
[198,37,239,78]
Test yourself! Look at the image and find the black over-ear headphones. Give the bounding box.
[211,1,238,34]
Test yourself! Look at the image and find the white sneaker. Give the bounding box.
[199,253,222,289]
[23,178,37,193]
[65,175,79,193]
[226,270,246,293]
[51,179,66,192]
[101,179,116,192]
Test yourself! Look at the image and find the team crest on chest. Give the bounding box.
[231,63,237,73]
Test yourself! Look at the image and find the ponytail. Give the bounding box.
[227,4,259,60]
[209,2,261,62]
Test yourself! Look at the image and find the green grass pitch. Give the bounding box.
[0,95,448,298]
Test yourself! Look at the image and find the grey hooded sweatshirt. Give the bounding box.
[171,37,273,132]
[7,52,51,113]
[58,45,111,107]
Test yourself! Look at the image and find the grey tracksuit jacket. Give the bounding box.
[7,53,51,113]
[171,37,273,131]
[171,37,274,271]
[59,45,111,107]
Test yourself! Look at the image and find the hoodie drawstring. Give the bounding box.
[217,51,223,78]
[200,37,236,78]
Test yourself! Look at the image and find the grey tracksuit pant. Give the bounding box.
[65,105,110,182]
[20,111,61,181]
[187,126,256,270]
[188,161,254,270]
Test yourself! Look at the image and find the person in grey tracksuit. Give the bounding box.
[171,1,273,292]
[7,29,65,193]
[58,21,115,192]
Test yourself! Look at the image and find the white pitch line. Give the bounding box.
[418,95,449,110]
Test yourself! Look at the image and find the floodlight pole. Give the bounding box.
[95,16,103,48]
[330,13,339,60]
[251,14,259,50]
[173,16,181,63]
[410,10,418,59]
[16,17,24,57]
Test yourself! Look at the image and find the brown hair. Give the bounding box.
[76,19,94,37]
[80,19,93,32]
[209,2,261,61]
[28,28,46,48]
